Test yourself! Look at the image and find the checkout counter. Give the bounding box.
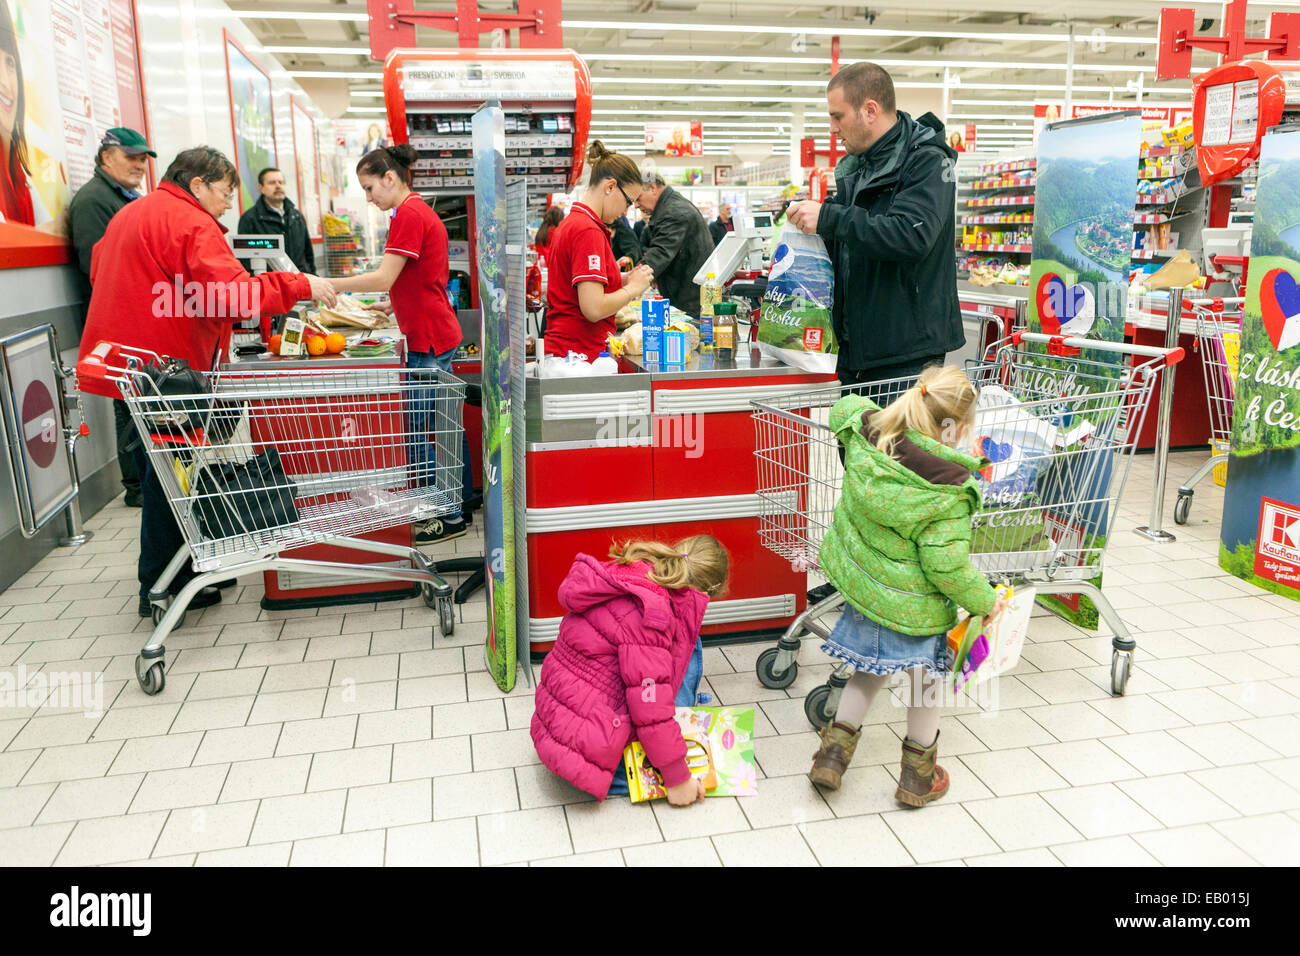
[523,346,835,656]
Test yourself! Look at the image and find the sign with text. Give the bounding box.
[1219,123,1300,606]
[645,121,702,157]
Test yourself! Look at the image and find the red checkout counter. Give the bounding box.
[522,345,835,657]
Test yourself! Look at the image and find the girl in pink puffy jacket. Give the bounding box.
[531,535,729,807]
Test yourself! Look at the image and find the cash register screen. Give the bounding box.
[748,214,773,229]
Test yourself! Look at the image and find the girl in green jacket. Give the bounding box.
[809,365,1008,804]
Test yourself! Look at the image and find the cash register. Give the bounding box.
[229,233,301,344]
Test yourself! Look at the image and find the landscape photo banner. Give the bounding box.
[1026,109,1142,627]
[1219,123,1300,603]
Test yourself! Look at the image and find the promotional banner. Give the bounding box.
[1026,110,1143,627]
[224,32,277,215]
[947,124,976,153]
[1219,123,1300,603]
[644,121,702,157]
[290,95,322,238]
[473,103,518,691]
[1033,102,1192,145]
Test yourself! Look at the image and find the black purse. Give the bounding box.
[192,447,300,541]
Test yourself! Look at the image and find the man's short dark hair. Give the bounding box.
[257,167,281,185]
[95,144,113,167]
[162,146,238,192]
[828,62,896,113]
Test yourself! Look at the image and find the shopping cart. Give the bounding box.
[1173,298,1244,526]
[76,342,467,695]
[750,331,1184,725]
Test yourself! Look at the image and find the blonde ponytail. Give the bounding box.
[869,365,977,458]
[610,535,730,597]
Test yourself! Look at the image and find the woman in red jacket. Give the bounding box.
[78,146,335,618]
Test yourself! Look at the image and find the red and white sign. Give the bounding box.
[1255,497,1300,589]
[1034,103,1193,144]
[21,381,58,470]
[800,137,816,167]
[645,121,702,157]
[803,328,824,351]
[1193,60,1291,186]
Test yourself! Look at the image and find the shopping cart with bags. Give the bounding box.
[76,342,467,696]
[749,331,1184,724]
[1173,298,1244,525]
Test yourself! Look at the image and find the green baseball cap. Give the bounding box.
[101,127,157,157]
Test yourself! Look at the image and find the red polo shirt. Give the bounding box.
[543,202,621,360]
[386,193,461,356]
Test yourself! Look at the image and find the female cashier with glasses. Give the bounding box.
[542,141,654,361]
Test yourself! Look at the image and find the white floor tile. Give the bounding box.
[1021,702,1127,742]
[37,774,143,824]
[712,825,819,866]
[129,764,230,813]
[1211,813,1300,867]
[471,728,541,772]
[343,779,432,832]
[1085,695,1188,734]
[392,736,473,781]
[963,794,1082,851]
[190,724,282,767]
[275,715,357,756]
[355,708,431,748]
[965,847,1063,866]
[1030,739,1143,787]
[55,811,169,866]
[958,748,1070,797]
[249,789,346,845]
[1041,783,1164,840]
[1115,773,1239,828]
[1189,764,1300,816]
[195,843,293,866]
[622,837,721,867]
[21,740,123,784]
[1100,730,1213,777]
[153,800,258,856]
[650,794,750,842]
[476,807,570,866]
[385,818,478,866]
[1169,723,1282,767]
[219,755,312,804]
[432,768,519,820]
[1048,835,1160,867]
[736,773,833,830]
[0,820,74,865]
[880,804,999,864]
[1134,824,1258,867]
[307,745,392,792]
[0,750,38,787]
[514,763,597,810]
[290,829,386,866]
[958,710,1057,751]
[565,798,662,853]
[798,813,914,866]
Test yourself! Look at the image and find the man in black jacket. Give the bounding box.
[709,202,734,246]
[611,215,642,267]
[237,168,315,274]
[635,175,714,317]
[787,62,963,386]
[68,127,156,508]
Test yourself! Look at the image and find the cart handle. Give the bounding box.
[1009,331,1184,367]
[74,341,163,399]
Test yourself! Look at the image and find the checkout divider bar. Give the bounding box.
[529,592,799,643]
[526,490,799,534]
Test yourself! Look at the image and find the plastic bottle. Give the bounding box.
[591,351,618,376]
[714,301,737,362]
[700,272,720,351]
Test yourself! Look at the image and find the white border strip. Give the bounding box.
[541,389,651,421]
[653,382,829,416]
[526,490,798,533]
[528,592,797,643]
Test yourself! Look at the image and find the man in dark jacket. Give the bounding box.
[237,167,315,274]
[611,215,642,267]
[68,127,156,508]
[709,202,734,246]
[787,62,963,386]
[635,175,714,317]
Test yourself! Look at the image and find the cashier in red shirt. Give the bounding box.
[333,144,461,364]
[544,141,653,360]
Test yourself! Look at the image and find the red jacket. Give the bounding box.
[78,182,310,371]
[531,555,708,799]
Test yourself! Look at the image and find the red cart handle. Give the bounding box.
[74,341,162,399]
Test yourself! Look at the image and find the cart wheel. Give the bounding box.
[1110,650,1132,697]
[1173,493,1192,526]
[804,684,834,730]
[755,646,797,690]
[422,583,438,609]
[135,657,165,696]
[439,597,455,636]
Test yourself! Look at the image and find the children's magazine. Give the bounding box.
[622,707,758,802]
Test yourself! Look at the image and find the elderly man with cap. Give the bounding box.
[68,127,156,508]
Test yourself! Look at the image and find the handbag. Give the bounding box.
[143,357,242,447]
[191,446,299,541]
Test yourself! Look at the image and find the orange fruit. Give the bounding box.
[325,333,346,354]
[269,334,282,354]
[306,335,327,356]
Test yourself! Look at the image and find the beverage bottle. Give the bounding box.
[700,272,719,350]
[714,301,736,362]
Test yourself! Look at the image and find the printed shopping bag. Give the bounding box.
[946,585,1036,692]
[622,707,758,802]
[757,224,837,373]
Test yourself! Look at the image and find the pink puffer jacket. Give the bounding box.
[531,554,708,800]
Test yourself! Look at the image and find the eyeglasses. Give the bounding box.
[615,182,636,208]
[207,181,235,204]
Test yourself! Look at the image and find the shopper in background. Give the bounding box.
[611,213,642,268]
[631,216,646,243]
[331,144,472,545]
[808,367,1007,800]
[542,140,653,360]
[531,535,729,804]
[68,127,156,509]
[786,61,963,387]
[532,204,564,265]
[634,172,713,317]
[709,202,734,246]
[77,146,336,618]
[237,167,315,274]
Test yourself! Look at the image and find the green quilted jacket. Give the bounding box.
[819,394,998,636]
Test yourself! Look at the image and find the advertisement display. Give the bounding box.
[644,120,702,157]
[0,0,147,226]
[1033,102,1192,145]
[290,95,322,239]
[473,103,518,691]
[1219,123,1300,604]
[224,31,277,215]
[1026,110,1143,626]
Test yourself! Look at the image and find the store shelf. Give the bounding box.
[976,159,1036,175]
[971,178,1036,190]
[962,243,1031,253]
[1134,213,1170,224]
[962,215,1034,225]
[1131,248,1181,260]
[967,195,1035,207]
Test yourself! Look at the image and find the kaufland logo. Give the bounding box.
[1258,498,1300,566]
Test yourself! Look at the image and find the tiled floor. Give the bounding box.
[1,449,1298,866]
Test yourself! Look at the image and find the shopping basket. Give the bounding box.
[749,331,1184,725]
[1173,298,1244,525]
[76,342,467,696]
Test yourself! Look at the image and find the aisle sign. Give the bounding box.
[1218,123,1300,605]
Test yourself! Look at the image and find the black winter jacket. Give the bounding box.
[816,111,963,372]
[641,186,714,317]
[67,167,137,280]
[237,195,315,274]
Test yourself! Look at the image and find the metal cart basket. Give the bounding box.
[76,342,467,695]
[749,331,1184,726]
[1174,298,1244,525]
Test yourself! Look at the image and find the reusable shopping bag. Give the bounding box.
[757,224,837,373]
[192,447,299,541]
[947,585,1036,692]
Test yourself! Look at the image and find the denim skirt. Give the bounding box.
[821,605,951,677]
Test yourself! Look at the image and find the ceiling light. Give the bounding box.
[562,19,1157,45]
[290,70,382,79]
[265,45,372,55]
[582,53,1159,73]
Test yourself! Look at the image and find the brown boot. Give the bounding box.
[809,722,861,791]
[895,733,949,808]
